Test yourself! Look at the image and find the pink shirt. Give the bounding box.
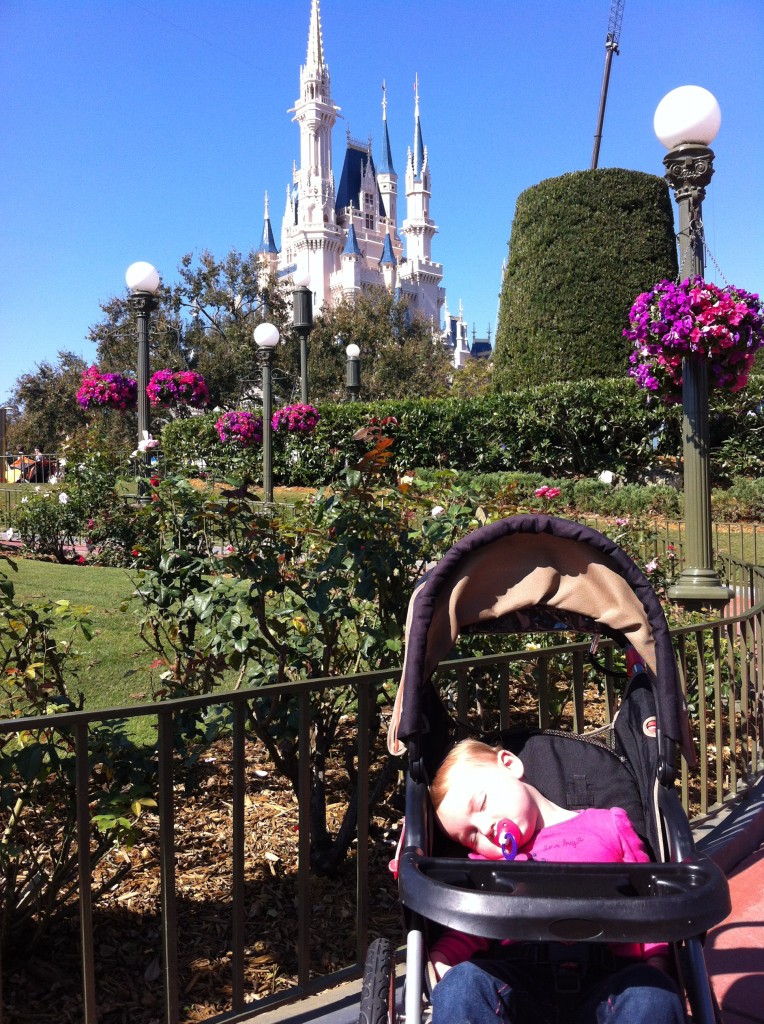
[431,807,667,966]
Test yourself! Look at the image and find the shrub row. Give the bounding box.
[162,376,764,488]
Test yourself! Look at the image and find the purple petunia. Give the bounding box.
[76,366,138,410]
[147,369,210,409]
[271,403,320,435]
[215,410,263,446]
[624,277,764,402]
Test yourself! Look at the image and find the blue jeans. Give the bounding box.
[430,959,686,1024]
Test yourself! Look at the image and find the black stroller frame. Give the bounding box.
[362,516,730,1024]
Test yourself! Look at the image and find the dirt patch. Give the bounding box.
[2,737,403,1024]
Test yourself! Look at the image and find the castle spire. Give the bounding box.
[379,80,395,175]
[257,191,278,254]
[306,0,324,69]
[413,73,425,180]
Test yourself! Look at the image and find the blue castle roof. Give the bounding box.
[343,224,362,256]
[335,143,385,217]
[378,119,395,175]
[379,234,396,265]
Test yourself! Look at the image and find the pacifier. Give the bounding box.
[496,818,522,861]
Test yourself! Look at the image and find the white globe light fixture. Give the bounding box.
[254,322,280,349]
[346,343,360,359]
[654,86,721,149]
[125,261,161,294]
[292,270,311,289]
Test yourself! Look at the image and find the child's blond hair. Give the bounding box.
[430,739,502,812]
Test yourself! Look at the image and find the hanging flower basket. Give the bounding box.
[271,403,320,435]
[147,369,210,409]
[76,366,137,410]
[215,410,263,446]
[625,277,764,403]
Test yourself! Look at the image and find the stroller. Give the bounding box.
[361,515,730,1024]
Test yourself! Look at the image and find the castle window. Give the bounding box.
[365,212,374,229]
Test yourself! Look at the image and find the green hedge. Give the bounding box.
[161,375,764,487]
[494,169,678,390]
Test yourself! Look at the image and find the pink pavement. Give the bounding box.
[705,843,764,1023]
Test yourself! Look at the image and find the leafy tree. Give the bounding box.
[494,168,678,390]
[305,288,453,402]
[88,249,295,413]
[5,351,89,452]
[449,356,494,399]
[172,250,296,407]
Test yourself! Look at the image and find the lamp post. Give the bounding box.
[346,343,361,401]
[292,272,313,404]
[126,262,161,492]
[254,322,280,503]
[654,86,731,609]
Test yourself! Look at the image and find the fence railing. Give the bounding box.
[1,556,762,1023]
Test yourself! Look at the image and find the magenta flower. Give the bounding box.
[271,403,320,435]
[76,366,137,410]
[625,277,764,402]
[534,485,561,501]
[147,369,210,409]
[215,410,263,446]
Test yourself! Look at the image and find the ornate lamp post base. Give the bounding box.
[668,569,731,611]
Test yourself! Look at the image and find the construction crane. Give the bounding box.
[591,0,625,169]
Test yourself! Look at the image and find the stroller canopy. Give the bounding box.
[388,515,693,764]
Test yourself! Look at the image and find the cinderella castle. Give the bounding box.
[255,0,489,368]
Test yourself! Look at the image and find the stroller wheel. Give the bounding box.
[359,937,397,1024]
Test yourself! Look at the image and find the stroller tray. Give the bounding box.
[399,851,730,943]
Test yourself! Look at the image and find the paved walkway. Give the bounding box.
[705,843,764,1023]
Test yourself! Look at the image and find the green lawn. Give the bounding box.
[7,557,154,712]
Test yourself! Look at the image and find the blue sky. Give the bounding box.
[1,0,762,402]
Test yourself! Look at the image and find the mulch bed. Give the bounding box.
[2,737,404,1024]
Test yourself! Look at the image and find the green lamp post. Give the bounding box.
[292,272,313,404]
[126,261,161,494]
[254,322,280,503]
[654,87,731,609]
[345,343,361,401]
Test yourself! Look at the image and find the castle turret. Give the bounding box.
[377,81,398,228]
[256,192,280,276]
[400,74,443,325]
[340,223,363,299]
[379,232,397,292]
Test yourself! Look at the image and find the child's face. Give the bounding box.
[435,750,539,860]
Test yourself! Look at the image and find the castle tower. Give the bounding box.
[400,75,444,324]
[285,0,344,306]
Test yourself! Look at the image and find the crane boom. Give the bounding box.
[591,0,625,169]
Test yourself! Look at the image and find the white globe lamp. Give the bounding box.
[654,86,721,149]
